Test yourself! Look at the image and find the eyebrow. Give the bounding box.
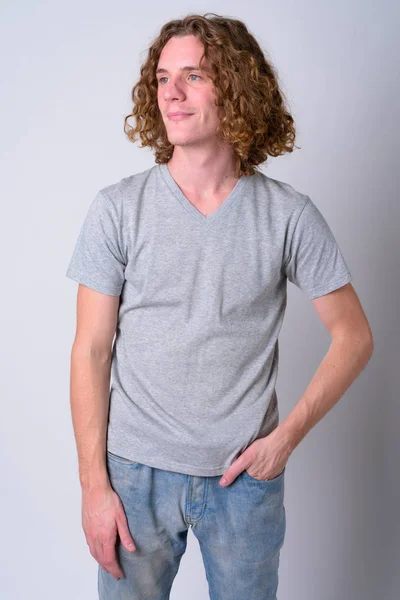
[155,65,202,75]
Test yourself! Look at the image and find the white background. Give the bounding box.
[1,1,398,598]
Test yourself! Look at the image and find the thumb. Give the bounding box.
[116,508,136,552]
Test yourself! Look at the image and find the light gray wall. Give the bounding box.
[1,1,398,599]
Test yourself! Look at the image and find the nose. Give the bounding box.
[163,79,186,102]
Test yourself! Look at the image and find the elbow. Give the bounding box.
[71,341,113,363]
[355,329,374,362]
[332,326,374,359]
[361,321,374,357]
[365,333,374,358]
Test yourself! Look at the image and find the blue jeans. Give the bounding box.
[98,450,286,599]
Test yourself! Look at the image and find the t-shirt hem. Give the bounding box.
[106,445,230,477]
[305,272,353,300]
[66,269,122,296]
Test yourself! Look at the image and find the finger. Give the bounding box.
[100,540,124,580]
[219,466,242,486]
[116,508,136,552]
[220,456,252,486]
[88,540,99,565]
[92,539,105,569]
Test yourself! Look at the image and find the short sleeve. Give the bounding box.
[283,196,353,300]
[65,190,126,296]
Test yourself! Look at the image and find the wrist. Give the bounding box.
[79,467,110,492]
[276,419,307,454]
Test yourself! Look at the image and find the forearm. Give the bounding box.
[70,346,112,491]
[277,335,373,452]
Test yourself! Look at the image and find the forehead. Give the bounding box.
[157,35,207,68]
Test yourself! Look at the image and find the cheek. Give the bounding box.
[204,105,220,125]
[157,87,165,103]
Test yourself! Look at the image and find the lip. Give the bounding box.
[167,112,194,120]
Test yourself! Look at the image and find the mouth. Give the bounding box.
[167,113,194,121]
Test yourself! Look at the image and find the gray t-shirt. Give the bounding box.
[66,163,353,476]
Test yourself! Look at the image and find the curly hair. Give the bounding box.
[124,13,298,177]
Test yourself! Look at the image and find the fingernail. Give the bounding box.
[220,477,228,486]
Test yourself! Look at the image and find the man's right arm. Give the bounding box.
[69,284,136,580]
[69,284,120,491]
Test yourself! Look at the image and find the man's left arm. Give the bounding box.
[277,282,374,453]
[219,282,374,485]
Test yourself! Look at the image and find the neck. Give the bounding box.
[166,147,241,198]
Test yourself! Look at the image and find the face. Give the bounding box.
[156,35,221,148]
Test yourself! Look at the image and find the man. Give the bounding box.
[66,13,374,600]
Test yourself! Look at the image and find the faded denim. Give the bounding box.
[98,450,286,599]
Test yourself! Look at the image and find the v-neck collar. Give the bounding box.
[158,162,250,226]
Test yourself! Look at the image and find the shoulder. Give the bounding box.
[97,164,158,210]
[250,170,309,218]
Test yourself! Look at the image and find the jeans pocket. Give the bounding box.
[106,450,141,467]
[243,466,285,483]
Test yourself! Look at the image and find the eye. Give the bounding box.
[157,74,201,85]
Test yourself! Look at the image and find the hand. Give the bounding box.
[219,428,292,486]
[82,484,137,580]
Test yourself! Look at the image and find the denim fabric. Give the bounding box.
[98,450,286,599]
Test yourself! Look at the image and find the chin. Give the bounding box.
[166,135,194,146]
